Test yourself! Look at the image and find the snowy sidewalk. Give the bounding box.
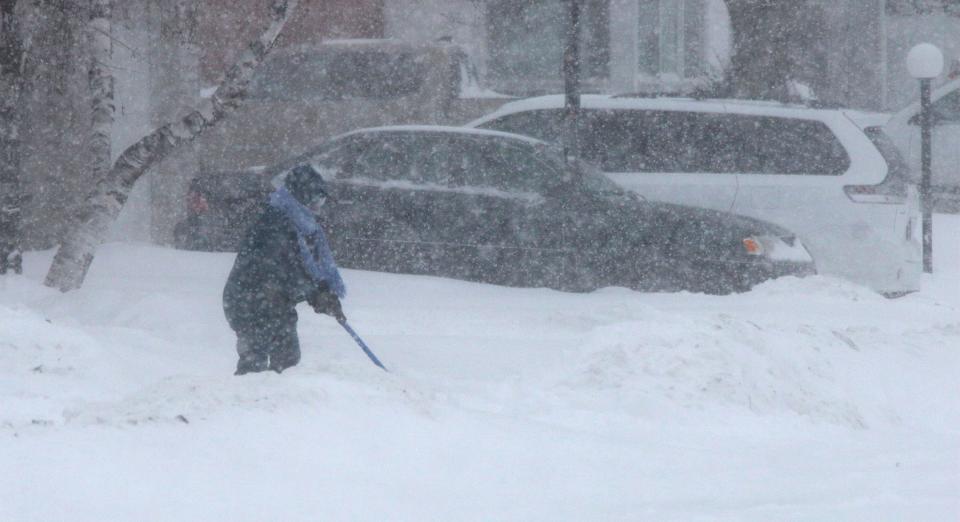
[1,215,958,521]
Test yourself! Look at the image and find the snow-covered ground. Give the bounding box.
[2,216,958,521]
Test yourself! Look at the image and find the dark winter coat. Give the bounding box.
[223,164,345,336]
[222,203,318,333]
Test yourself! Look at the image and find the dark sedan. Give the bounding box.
[178,126,815,293]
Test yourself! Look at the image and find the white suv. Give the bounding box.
[469,95,921,295]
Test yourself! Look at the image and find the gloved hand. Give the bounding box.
[308,288,346,323]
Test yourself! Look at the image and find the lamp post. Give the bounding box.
[907,43,943,274]
[562,0,581,166]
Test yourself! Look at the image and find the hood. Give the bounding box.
[580,191,799,259]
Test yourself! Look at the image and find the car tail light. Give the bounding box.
[843,182,907,204]
[743,235,814,263]
[187,190,209,214]
[742,237,764,256]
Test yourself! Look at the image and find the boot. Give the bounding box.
[235,352,269,375]
[268,349,300,374]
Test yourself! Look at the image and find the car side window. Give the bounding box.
[588,110,730,173]
[345,136,413,181]
[746,116,850,175]
[482,110,565,142]
[691,112,757,173]
[463,139,562,193]
[309,138,362,180]
[595,111,847,175]
[581,111,655,171]
[411,136,467,187]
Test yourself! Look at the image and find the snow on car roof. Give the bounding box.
[336,125,551,146]
[841,110,892,130]
[467,93,848,127]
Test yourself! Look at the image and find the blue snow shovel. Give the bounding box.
[337,318,387,371]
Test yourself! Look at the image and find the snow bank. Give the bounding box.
[1,217,958,521]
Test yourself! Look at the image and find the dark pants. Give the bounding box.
[234,317,301,374]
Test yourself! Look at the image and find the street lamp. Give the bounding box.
[907,43,944,274]
[562,0,581,167]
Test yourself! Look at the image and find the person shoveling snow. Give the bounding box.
[222,164,347,375]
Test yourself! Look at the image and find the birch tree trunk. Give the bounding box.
[0,0,24,275]
[87,0,114,230]
[45,0,299,291]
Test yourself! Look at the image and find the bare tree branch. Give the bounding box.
[45,0,300,291]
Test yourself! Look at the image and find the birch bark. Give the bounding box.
[0,0,23,275]
[45,0,299,291]
[87,0,114,227]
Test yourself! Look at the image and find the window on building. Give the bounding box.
[486,0,610,94]
[637,0,686,79]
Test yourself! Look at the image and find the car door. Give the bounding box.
[728,112,858,215]
[456,137,571,288]
[391,133,484,279]
[393,134,558,286]
[313,134,420,274]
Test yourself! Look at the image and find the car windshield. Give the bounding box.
[863,126,915,183]
[537,143,625,196]
[577,160,625,195]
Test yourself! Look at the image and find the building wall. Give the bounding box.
[805,1,960,111]
[197,0,384,85]
[385,0,486,55]
[815,0,886,110]
[148,0,384,243]
[885,14,960,110]
[386,0,724,96]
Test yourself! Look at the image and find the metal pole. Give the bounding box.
[920,78,933,273]
[878,0,888,110]
[563,0,581,166]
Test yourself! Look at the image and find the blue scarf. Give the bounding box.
[269,187,346,298]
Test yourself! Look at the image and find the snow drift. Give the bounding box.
[1,216,958,521]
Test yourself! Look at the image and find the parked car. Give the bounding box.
[177,126,815,294]
[884,77,960,211]
[172,168,272,251]
[159,38,510,247]
[468,95,921,295]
